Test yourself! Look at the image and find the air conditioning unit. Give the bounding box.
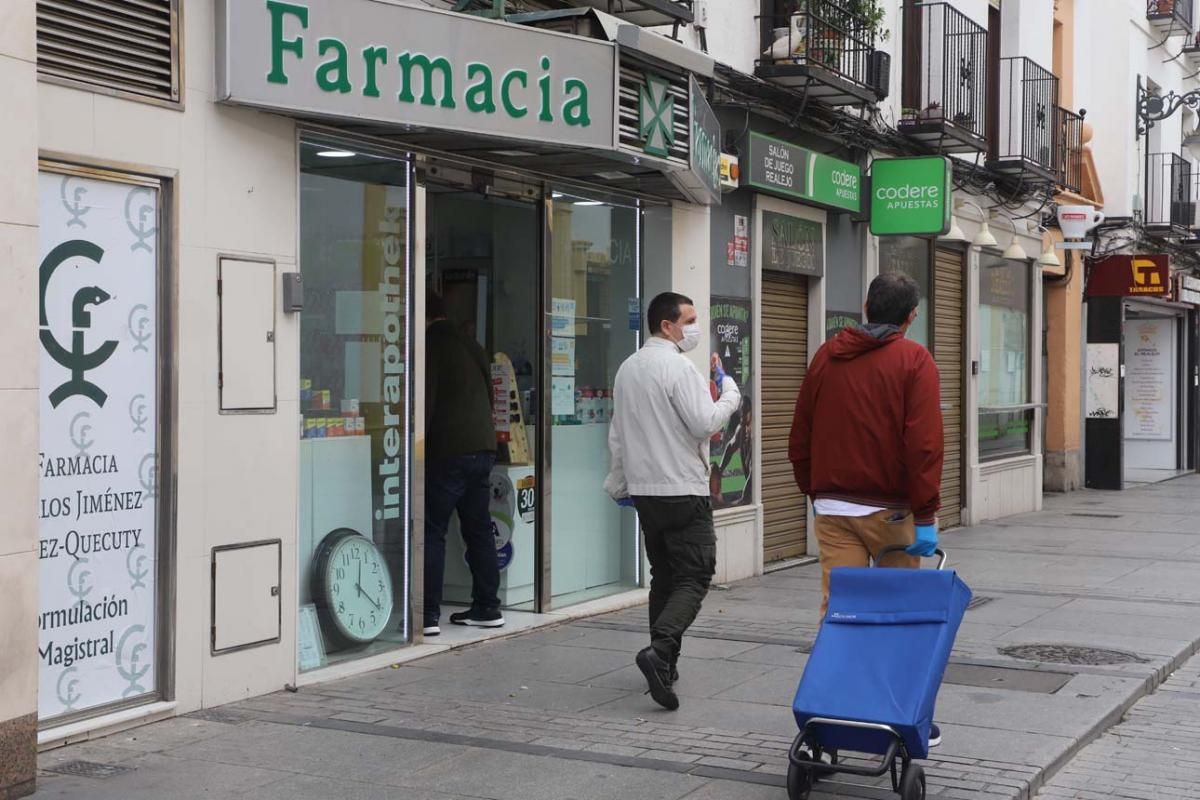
[870,51,891,101]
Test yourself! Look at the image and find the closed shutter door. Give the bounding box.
[761,272,809,562]
[934,248,965,529]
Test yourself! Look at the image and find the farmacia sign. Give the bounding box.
[217,0,617,150]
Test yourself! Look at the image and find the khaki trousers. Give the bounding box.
[814,510,919,619]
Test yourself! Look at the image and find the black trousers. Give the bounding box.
[633,495,717,665]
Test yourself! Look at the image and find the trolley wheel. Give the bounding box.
[787,751,814,800]
[899,764,926,800]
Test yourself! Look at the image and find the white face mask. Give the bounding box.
[676,322,701,352]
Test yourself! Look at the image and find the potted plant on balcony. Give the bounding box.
[953,110,975,129]
[919,101,942,121]
[848,0,890,42]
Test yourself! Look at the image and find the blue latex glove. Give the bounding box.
[713,363,727,389]
[615,497,635,508]
[907,523,938,557]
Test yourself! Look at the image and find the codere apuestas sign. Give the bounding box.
[217,0,617,150]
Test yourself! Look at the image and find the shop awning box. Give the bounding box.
[216,0,720,204]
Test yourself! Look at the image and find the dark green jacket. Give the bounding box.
[425,320,496,463]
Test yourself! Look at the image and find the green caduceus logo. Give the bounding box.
[39,241,119,408]
[639,73,675,158]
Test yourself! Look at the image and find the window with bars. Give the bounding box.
[36,0,181,104]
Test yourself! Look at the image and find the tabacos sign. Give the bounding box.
[1086,254,1171,298]
[217,0,617,150]
[869,156,952,237]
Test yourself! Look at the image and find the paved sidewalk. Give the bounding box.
[34,475,1200,799]
[1035,653,1200,800]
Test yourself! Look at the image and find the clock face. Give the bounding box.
[314,530,394,646]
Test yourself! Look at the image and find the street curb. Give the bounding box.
[1014,634,1200,800]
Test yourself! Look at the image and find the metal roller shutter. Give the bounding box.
[934,247,965,529]
[761,272,809,562]
[36,0,180,103]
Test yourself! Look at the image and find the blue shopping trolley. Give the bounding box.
[787,546,971,800]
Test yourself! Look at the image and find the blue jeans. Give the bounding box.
[424,451,499,624]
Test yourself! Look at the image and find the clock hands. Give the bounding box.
[355,561,383,611]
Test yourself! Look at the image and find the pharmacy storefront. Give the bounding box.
[219,0,720,674]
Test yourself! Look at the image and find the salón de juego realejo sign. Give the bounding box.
[742,132,861,213]
[217,0,617,150]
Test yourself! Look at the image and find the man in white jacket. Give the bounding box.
[605,292,741,710]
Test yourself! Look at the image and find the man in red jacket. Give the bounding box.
[789,271,944,615]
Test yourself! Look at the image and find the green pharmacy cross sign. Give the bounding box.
[869,156,953,237]
[639,73,675,157]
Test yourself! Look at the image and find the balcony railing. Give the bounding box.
[899,2,987,152]
[989,57,1059,180]
[1147,0,1193,33]
[1145,153,1195,232]
[755,0,884,106]
[456,0,694,25]
[1057,106,1084,193]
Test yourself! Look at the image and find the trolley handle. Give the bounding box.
[872,545,947,571]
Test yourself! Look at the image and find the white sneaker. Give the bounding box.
[423,624,441,636]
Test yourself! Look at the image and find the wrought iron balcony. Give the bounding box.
[755,0,888,106]
[454,0,693,25]
[1145,153,1196,233]
[898,2,986,153]
[1057,106,1084,193]
[1147,0,1193,34]
[987,57,1059,182]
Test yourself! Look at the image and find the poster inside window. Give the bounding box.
[978,253,1032,460]
[709,192,754,510]
[37,170,161,721]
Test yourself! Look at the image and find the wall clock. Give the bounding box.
[312,528,393,648]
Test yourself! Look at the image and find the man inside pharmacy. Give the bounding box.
[423,291,504,636]
[605,292,741,711]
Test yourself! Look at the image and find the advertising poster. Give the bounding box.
[709,297,753,509]
[1124,319,1174,440]
[38,172,160,720]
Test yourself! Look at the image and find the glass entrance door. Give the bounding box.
[425,183,540,613]
[546,192,641,607]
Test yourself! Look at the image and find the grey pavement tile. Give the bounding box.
[36,752,290,800]
[680,778,791,799]
[1051,596,1200,620]
[251,774,471,800]
[931,722,1074,767]
[959,598,1060,627]
[1102,561,1200,601]
[163,720,467,785]
[712,666,805,705]
[93,717,237,754]
[591,658,775,700]
[1023,605,1200,640]
[585,694,799,738]
[930,676,1142,738]
[38,741,145,768]
[674,637,765,660]
[551,627,654,653]
[318,664,443,691]
[953,621,1022,642]
[389,671,630,712]
[401,747,707,800]
[411,642,636,684]
[729,644,812,668]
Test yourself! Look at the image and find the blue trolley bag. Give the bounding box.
[792,549,972,761]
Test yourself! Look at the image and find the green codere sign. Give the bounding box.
[869,156,953,236]
[743,132,861,213]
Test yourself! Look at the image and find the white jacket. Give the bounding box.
[604,336,741,498]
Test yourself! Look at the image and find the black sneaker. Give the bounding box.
[449,608,505,628]
[670,661,679,684]
[422,622,441,636]
[636,647,679,711]
[928,723,942,748]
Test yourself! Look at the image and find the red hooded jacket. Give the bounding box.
[788,325,944,524]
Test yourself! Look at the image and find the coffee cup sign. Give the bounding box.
[1057,205,1104,239]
